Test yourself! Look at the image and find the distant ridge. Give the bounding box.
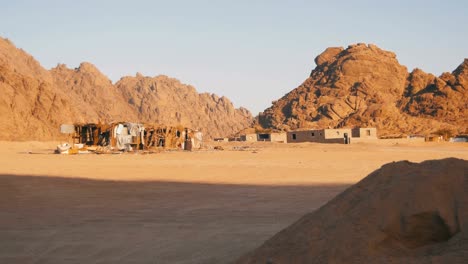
[0,37,253,140]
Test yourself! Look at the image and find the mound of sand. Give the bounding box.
[236,158,468,263]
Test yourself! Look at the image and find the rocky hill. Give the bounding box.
[237,158,468,263]
[50,63,138,124]
[259,43,467,136]
[115,74,252,138]
[0,37,253,140]
[0,38,78,140]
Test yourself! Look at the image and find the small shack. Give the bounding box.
[287,127,377,144]
[70,122,144,150]
[240,133,257,142]
[239,132,287,143]
[450,135,468,142]
[425,135,444,142]
[351,127,377,139]
[61,123,200,151]
[287,128,352,144]
[143,124,186,149]
[269,132,287,143]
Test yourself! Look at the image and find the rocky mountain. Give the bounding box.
[0,38,78,140]
[50,63,138,124]
[0,37,253,140]
[115,74,252,138]
[259,43,467,136]
[237,158,468,263]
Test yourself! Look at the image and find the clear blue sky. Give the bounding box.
[2,0,467,114]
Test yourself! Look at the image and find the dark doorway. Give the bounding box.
[344,133,350,144]
[258,134,271,141]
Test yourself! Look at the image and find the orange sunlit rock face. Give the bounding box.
[0,37,253,140]
[259,43,467,136]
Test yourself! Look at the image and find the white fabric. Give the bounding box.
[116,124,124,135]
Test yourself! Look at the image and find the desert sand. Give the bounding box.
[237,158,468,263]
[0,141,467,263]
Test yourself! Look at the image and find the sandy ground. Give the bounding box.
[0,141,466,263]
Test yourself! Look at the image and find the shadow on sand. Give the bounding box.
[0,174,349,264]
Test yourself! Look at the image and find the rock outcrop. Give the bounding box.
[0,37,253,140]
[237,158,468,263]
[259,43,467,136]
[402,60,468,124]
